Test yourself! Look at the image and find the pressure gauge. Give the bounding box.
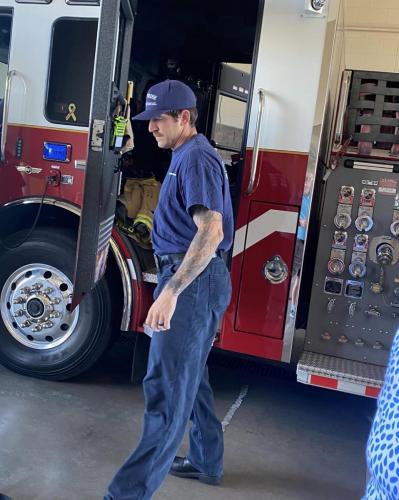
[311,0,327,10]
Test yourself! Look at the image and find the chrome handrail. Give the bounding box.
[334,70,352,146]
[246,88,266,195]
[1,69,18,163]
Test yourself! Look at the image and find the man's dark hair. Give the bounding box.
[166,108,198,127]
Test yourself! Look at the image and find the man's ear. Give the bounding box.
[180,109,191,125]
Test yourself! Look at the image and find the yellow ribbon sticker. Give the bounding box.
[66,103,77,122]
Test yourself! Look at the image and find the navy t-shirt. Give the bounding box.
[152,134,234,255]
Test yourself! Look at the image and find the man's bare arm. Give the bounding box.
[145,205,223,331]
[163,205,224,296]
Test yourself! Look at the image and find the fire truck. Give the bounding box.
[0,0,397,398]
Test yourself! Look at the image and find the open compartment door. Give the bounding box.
[71,0,135,309]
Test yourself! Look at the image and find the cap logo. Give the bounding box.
[133,80,196,120]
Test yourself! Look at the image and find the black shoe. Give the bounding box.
[169,456,222,485]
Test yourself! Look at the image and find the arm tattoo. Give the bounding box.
[164,205,223,296]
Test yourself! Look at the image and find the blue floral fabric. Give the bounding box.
[364,331,399,499]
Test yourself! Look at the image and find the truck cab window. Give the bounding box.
[0,14,12,125]
[46,18,97,126]
[213,95,246,163]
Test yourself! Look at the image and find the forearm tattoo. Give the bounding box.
[164,205,223,296]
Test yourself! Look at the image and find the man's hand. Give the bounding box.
[145,287,177,332]
[144,205,223,333]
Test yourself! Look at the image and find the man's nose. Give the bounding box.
[148,120,157,133]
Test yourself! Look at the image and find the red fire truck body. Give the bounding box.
[0,0,396,398]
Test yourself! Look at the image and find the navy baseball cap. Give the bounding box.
[133,80,197,121]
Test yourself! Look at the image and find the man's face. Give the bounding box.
[148,113,183,149]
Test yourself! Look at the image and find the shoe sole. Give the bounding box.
[169,470,222,485]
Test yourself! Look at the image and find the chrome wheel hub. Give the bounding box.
[1,264,79,350]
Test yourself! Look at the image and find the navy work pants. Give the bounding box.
[105,255,232,500]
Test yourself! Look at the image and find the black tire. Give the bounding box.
[0,228,113,380]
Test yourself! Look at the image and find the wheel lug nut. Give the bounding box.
[31,283,43,291]
[51,298,61,305]
[49,311,61,319]
[42,321,53,329]
[15,309,25,317]
[13,296,26,304]
[20,287,31,294]
[21,320,32,328]
[32,325,43,332]
[43,287,54,295]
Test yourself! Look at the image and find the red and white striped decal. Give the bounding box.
[298,371,381,398]
[232,209,298,257]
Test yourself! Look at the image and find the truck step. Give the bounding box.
[297,351,384,398]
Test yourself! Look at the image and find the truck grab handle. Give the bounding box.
[1,70,19,163]
[334,70,352,146]
[246,88,266,196]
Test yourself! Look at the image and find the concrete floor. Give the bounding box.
[0,339,375,500]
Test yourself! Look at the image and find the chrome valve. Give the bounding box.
[327,258,345,275]
[348,302,356,317]
[339,185,354,201]
[365,306,381,318]
[354,233,368,250]
[263,256,289,284]
[376,243,394,265]
[349,259,366,279]
[333,231,347,246]
[327,298,336,313]
[334,213,351,230]
[355,214,373,232]
[391,220,399,238]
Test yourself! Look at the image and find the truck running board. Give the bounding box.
[297,351,384,398]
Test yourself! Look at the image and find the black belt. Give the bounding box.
[154,251,222,271]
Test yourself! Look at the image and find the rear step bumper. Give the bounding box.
[297,351,384,398]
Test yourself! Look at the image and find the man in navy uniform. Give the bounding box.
[105,80,233,499]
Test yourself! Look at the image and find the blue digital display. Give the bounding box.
[43,142,70,162]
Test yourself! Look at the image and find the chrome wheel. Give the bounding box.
[1,263,79,350]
